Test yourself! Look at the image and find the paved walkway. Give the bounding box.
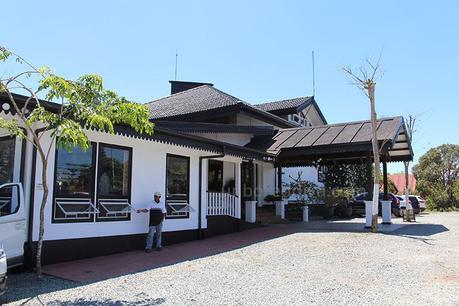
[42,217,408,282]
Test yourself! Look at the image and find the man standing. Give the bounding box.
[137,192,166,253]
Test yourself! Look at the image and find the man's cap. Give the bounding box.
[154,192,162,197]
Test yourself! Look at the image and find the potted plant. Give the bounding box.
[264,194,282,205]
[320,187,354,219]
[333,188,354,218]
[283,172,320,221]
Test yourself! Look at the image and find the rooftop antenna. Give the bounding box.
[312,50,316,97]
[174,52,178,80]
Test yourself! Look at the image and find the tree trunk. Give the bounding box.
[368,83,380,233]
[35,156,48,277]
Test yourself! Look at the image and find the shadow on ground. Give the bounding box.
[390,223,449,236]
[45,297,166,305]
[2,215,449,304]
[2,272,167,305]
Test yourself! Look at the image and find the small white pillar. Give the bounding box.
[302,205,309,223]
[275,200,287,219]
[381,200,392,224]
[245,200,257,223]
[364,200,373,228]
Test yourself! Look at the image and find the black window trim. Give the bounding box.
[95,142,133,222]
[52,141,97,223]
[0,135,18,185]
[165,153,190,219]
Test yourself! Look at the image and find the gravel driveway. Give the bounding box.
[3,212,459,305]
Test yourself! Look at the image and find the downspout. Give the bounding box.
[198,147,225,240]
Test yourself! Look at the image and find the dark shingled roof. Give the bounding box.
[255,96,327,124]
[255,96,313,112]
[268,116,413,163]
[0,93,275,161]
[147,85,239,119]
[146,85,296,128]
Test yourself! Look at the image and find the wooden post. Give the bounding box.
[383,158,388,200]
[277,165,283,196]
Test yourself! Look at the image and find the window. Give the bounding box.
[52,141,133,223]
[208,160,223,192]
[166,154,190,218]
[97,144,132,221]
[289,114,309,127]
[0,137,15,185]
[53,143,96,222]
[0,184,21,217]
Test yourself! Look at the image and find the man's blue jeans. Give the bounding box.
[146,222,163,250]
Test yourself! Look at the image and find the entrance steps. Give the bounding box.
[256,206,291,225]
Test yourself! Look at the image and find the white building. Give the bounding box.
[0,81,412,266]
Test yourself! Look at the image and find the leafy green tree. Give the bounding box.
[413,144,459,210]
[0,47,154,276]
[323,162,368,193]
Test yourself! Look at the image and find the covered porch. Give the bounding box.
[269,116,414,225]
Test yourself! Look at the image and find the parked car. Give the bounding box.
[411,195,426,212]
[0,242,6,297]
[398,195,423,214]
[350,192,401,217]
[408,195,423,214]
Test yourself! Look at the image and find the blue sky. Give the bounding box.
[1,1,458,172]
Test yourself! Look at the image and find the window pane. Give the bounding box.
[166,155,189,198]
[0,138,15,185]
[55,145,93,197]
[208,160,223,192]
[166,155,189,218]
[98,145,131,197]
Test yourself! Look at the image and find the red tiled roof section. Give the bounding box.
[389,173,416,194]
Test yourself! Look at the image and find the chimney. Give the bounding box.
[169,80,214,95]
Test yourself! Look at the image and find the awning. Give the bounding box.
[268,116,413,167]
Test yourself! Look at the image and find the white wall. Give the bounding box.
[302,104,326,126]
[260,163,276,203]
[31,129,213,241]
[222,161,235,190]
[236,113,283,129]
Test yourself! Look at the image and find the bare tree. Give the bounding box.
[343,57,383,232]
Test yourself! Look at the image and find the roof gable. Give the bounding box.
[146,85,296,128]
[255,96,313,113]
[146,85,240,119]
[255,96,327,124]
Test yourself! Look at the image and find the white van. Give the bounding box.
[0,183,26,267]
[0,182,26,296]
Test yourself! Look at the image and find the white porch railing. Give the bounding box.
[207,192,240,218]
